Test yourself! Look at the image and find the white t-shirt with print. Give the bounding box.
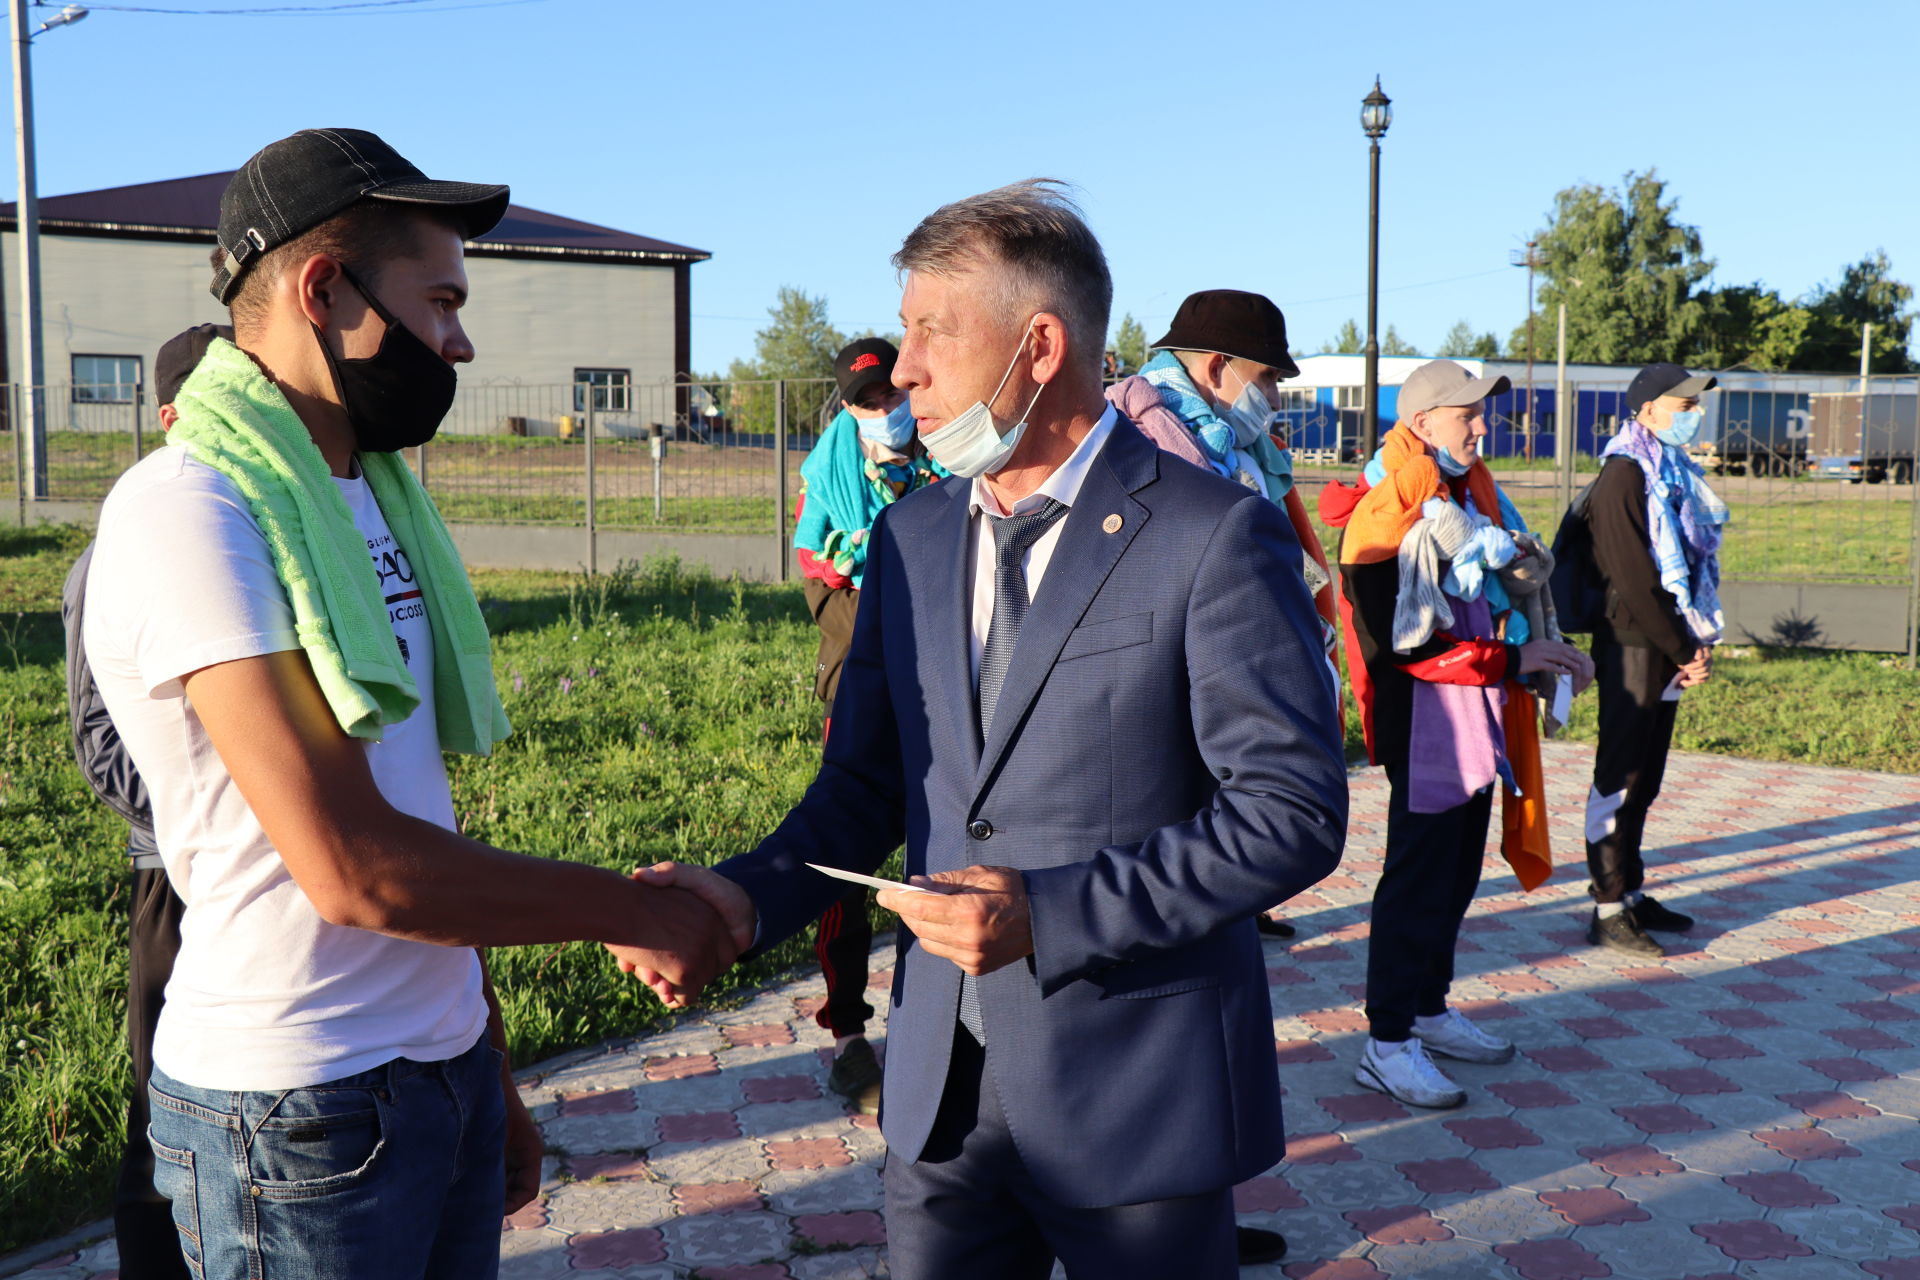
[84,447,486,1091]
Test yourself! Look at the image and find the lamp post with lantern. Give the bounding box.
[1360,77,1392,462]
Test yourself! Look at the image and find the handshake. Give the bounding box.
[603,861,1041,1008]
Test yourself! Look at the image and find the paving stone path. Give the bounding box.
[12,742,1920,1279]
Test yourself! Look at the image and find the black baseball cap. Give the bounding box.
[211,128,510,304]
[834,338,899,405]
[154,323,233,406]
[1150,289,1301,379]
[1627,362,1717,416]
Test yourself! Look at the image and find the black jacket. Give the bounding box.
[1586,458,1696,665]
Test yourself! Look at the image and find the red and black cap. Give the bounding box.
[1151,289,1300,379]
[154,322,233,406]
[211,128,509,304]
[833,337,899,405]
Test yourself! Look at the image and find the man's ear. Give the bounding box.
[1207,352,1230,393]
[1029,312,1070,385]
[293,254,349,329]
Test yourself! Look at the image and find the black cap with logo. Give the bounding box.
[154,323,233,406]
[211,128,510,304]
[833,338,899,406]
[1626,362,1718,416]
[1151,289,1301,379]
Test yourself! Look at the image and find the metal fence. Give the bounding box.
[9,372,1920,654]
[6,375,842,544]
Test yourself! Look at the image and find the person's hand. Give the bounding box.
[878,866,1031,976]
[501,1083,544,1217]
[602,878,742,1009]
[605,863,756,1007]
[1678,645,1714,688]
[1519,638,1592,693]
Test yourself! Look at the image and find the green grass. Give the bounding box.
[0,521,1916,1252]
[1295,483,1914,585]
[0,532,842,1252]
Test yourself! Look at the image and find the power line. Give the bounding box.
[40,0,540,14]
[1288,264,1513,308]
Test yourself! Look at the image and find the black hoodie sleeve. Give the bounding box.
[1587,458,1696,665]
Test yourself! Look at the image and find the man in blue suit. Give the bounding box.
[623,180,1347,1279]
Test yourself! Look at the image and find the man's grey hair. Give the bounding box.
[893,179,1112,377]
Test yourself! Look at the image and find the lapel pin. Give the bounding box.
[1102,513,1123,534]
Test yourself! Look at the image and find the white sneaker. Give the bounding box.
[1355,1038,1466,1109]
[1415,1007,1516,1064]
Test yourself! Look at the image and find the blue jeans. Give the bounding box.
[147,1032,505,1279]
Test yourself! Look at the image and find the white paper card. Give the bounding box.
[1551,674,1573,725]
[1661,674,1686,702]
[805,863,937,895]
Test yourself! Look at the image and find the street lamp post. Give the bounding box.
[9,1,86,501]
[1360,77,1391,463]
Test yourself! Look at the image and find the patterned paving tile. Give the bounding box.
[13,745,1920,1279]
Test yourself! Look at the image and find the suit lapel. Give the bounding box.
[919,477,984,771]
[974,419,1157,789]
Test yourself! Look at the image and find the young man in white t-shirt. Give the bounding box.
[85,129,740,1279]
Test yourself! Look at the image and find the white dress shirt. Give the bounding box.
[967,403,1119,684]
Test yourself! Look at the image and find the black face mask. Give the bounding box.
[311,266,457,453]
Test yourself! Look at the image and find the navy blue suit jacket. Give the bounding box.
[719,416,1347,1208]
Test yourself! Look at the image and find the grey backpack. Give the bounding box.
[62,544,156,844]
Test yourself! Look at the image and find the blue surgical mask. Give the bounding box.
[1656,409,1703,448]
[856,400,916,451]
[1436,445,1473,477]
[920,316,1042,478]
[1220,365,1275,449]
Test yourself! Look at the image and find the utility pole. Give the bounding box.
[7,2,84,501]
[11,0,46,498]
[1510,240,1542,461]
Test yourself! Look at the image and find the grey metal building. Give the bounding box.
[0,172,709,429]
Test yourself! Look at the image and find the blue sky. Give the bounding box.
[13,0,1918,374]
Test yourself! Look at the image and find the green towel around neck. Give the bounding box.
[166,337,510,755]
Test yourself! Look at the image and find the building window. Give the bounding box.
[73,354,142,404]
[573,367,631,412]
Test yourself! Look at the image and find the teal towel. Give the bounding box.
[166,338,510,755]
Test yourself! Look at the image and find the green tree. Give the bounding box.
[1324,318,1363,354]
[1692,285,1815,372]
[1437,319,1501,359]
[1510,169,1714,365]
[1794,250,1916,373]
[715,287,847,435]
[743,285,845,379]
[1381,325,1418,357]
[1110,312,1148,375]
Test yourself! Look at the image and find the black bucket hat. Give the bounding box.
[1150,289,1300,379]
[211,128,509,303]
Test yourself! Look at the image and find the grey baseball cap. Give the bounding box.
[1397,359,1511,417]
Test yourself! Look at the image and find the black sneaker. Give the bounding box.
[827,1038,882,1116]
[1631,895,1694,934]
[1236,1226,1287,1265]
[1255,915,1298,940]
[1589,908,1665,958]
